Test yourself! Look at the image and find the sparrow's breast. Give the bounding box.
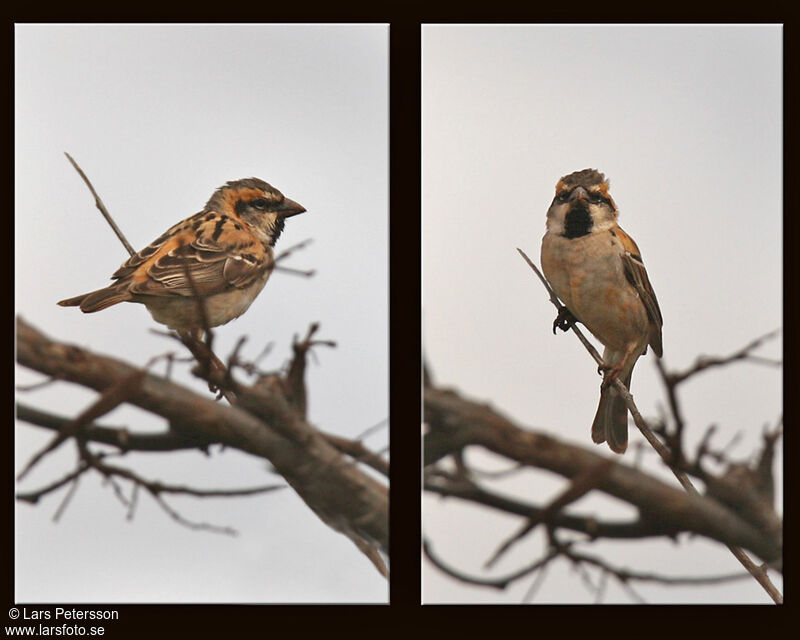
[542,231,649,351]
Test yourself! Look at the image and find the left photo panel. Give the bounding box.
[15,23,389,603]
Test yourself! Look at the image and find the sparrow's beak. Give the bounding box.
[278,198,306,218]
[569,187,588,203]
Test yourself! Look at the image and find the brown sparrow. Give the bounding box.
[58,178,305,337]
[540,169,662,453]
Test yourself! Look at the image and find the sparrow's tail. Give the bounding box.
[57,284,132,313]
[591,365,634,454]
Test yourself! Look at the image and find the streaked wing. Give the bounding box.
[120,214,269,298]
[616,226,663,357]
[111,213,204,280]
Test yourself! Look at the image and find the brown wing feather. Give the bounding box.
[111,213,205,281]
[60,211,269,309]
[616,226,663,357]
[126,215,268,298]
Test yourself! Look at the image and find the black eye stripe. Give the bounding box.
[555,189,613,208]
[235,197,273,214]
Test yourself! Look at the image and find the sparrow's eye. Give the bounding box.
[251,198,269,210]
[556,191,570,203]
[587,192,603,204]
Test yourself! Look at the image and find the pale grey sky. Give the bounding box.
[422,24,782,603]
[15,23,388,603]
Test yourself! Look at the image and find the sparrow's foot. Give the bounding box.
[598,361,625,389]
[553,307,578,334]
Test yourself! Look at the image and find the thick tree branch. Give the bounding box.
[424,386,781,567]
[16,317,388,571]
[425,472,681,541]
[16,403,213,452]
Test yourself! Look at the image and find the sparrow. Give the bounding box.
[540,169,662,454]
[58,178,305,337]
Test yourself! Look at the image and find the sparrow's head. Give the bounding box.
[209,178,306,246]
[545,169,618,239]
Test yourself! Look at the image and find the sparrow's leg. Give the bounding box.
[553,306,578,334]
[599,343,638,389]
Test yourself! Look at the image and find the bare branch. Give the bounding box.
[151,493,238,536]
[424,537,558,591]
[16,317,388,569]
[274,238,313,263]
[355,418,388,442]
[424,472,680,541]
[72,441,273,536]
[424,386,781,567]
[16,369,146,481]
[52,468,84,523]
[16,460,90,506]
[64,152,135,256]
[17,403,214,453]
[484,458,614,568]
[665,330,782,386]
[16,376,61,392]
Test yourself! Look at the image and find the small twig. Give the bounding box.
[521,559,552,603]
[270,238,314,276]
[618,579,647,604]
[354,418,389,442]
[665,330,782,386]
[16,376,61,392]
[16,461,90,506]
[424,537,558,591]
[81,447,285,500]
[152,494,238,536]
[127,482,140,521]
[16,369,146,481]
[563,543,752,586]
[274,238,313,263]
[485,458,614,569]
[73,441,281,535]
[52,472,83,523]
[594,568,610,604]
[274,265,316,277]
[64,152,135,256]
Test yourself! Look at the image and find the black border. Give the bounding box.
[6,10,795,636]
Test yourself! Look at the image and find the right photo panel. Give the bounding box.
[422,24,783,604]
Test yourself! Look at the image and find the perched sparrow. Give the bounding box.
[58,178,305,336]
[540,169,662,453]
